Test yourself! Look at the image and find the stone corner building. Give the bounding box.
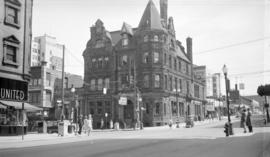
[82,0,206,128]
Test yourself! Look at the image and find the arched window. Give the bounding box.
[143,52,150,63]
[154,74,160,88]
[91,58,96,68]
[143,75,150,88]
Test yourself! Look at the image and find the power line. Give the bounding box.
[195,37,270,55]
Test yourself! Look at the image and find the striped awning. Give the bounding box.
[0,100,42,112]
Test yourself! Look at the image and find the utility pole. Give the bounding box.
[61,45,65,120]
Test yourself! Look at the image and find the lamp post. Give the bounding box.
[174,88,181,128]
[71,85,77,134]
[105,112,108,129]
[222,64,233,135]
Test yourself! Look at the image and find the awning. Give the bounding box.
[0,103,7,109]
[0,100,43,112]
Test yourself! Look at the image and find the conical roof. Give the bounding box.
[138,0,164,30]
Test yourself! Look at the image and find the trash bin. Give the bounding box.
[68,125,74,133]
[37,122,43,133]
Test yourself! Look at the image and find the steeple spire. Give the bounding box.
[138,0,164,30]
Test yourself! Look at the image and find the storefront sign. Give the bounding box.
[119,97,127,105]
[0,77,28,101]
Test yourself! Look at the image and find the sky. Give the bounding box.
[32,0,270,95]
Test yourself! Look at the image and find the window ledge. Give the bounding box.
[3,60,19,67]
[4,20,20,29]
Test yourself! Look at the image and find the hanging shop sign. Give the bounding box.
[119,97,127,105]
[0,77,28,101]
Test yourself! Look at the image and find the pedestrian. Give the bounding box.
[169,119,173,129]
[83,115,89,134]
[78,115,83,135]
[110,119,113,129]
[100,118,104,129]
[246,108,253,133]
[240,108,247,133]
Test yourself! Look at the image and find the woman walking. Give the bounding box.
[246,108,253,133]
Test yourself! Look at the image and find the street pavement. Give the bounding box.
[0,116,270,157]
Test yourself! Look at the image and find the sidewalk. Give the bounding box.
[0,117,266,150]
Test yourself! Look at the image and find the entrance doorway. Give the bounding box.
[123,100,134,128]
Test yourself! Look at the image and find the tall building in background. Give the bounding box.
[30,34,63,71]
[29,34,83,118]
[82,0,206,128]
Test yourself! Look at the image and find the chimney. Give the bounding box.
[160,0,168,25]
[186,37,193,82]
[186,37,193,63]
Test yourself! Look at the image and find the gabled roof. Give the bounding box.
[138,0,164,30]
[121,22,133,36]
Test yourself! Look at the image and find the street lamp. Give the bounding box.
[105,112,108,129]
[71,85,77,133]
[222,64,233,135]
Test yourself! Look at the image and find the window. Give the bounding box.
[169,55,172,68]
[187,81,190,94]
[153,52,159,63]
[4,0,21,28]
[164,75,168,90]
[98,58,103,68]
[163,103,166,115]
[143,52,150,63]
[174,58,177,70]
[174,77,178,91]
[155,103,160,115]
[98,78,103,90]
[194,84,200,98]
[143,35,148,42]
[122,34,128,46]
[121,55,128,66]
[95,40,104,48]
[91,58,96,68]
[164,53,167,65]
[179,79,182,91]
[154,74,160,88]
[169,76,172,91]
[104,57,109,67]
[97,101,103,114]
[3,35,20,66]
[178,60,181,72]
[104,78,110,89]
[143,75,150,88]
[153,35,158,42]
[90,79,96,91]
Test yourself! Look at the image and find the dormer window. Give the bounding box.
[122,34,128,46]
[95,40,104,48]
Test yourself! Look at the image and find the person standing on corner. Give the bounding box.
[240,108,247,133]
[246,108,253,133]
[100,118,104,130]
[78,115,84,135]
